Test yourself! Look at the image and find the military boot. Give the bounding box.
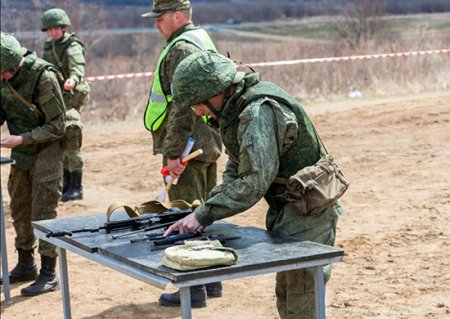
[21,256,60,296]
[206,281,223,297]
[0,249,38,285]
[61,170,73,201]
[62,169,71,194]
[61,170,83,201]
[159,285,207,308]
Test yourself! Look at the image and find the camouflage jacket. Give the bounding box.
[194,73,326,227]
[42,32,90,94]
[0,52,66,170]
[151,23,222,162]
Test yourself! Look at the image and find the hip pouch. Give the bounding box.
[62,108,83,150]
[282,154,349,215]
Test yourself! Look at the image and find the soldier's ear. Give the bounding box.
[174,10,186,22]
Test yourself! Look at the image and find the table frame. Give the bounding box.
[1,157,14,304]
[35,227,342,319]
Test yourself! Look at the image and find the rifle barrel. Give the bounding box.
[112,221,175,239]
[45,209,192,238]
[153,232,197,245]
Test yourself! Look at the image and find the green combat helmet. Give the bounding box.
[41,8,71,31]
[172,51,239,109]
[0,32,26,73]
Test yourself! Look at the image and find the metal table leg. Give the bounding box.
[314,265,326,319]
[57,247,72,319]
[1,183,12,304]
[179,286,192,319]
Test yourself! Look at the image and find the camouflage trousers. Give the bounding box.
[269,202,343,319]
[63,88,88,172]
[8,143,63,258]
[163,157,217,203]
[63,148,84,172]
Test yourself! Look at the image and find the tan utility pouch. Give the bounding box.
[281,154,349,215]
[62,108,83,150]
[162,240,238,271]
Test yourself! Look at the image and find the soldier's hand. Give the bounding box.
[0,135,23,148]
[167,158,186,177]
[164,213,203,236]
[64,78,76,90]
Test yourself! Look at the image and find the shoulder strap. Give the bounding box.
[239,84,329,155]
[52,41,69,79]
[106,202,140,222]
[105,199,201,222]
[6,81,45,118]
[50,34,83,79]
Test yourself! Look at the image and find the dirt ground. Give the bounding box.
[1,91,449,319]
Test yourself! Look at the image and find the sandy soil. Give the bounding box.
[1,91,449,319]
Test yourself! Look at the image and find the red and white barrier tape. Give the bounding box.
[85,71,154,81]
[244,48,449,67]
[84,49,449,82]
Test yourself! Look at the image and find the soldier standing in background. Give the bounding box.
[166,51,345,319]
[141,0,223,308]
[0,32,65,296]
[41,8,90,201]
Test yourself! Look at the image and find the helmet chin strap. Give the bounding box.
[204,86,234,117]
[4,58,24,79]
[205,100,221,117]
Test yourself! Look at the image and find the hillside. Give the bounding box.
[3,0,450,31]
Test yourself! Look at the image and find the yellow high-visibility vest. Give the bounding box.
[144,28,217,131]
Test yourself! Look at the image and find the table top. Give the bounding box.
[33,212,343,283]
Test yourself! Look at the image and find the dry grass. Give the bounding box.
[83,14,450,123]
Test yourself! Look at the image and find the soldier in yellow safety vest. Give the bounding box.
[141,0,222,308]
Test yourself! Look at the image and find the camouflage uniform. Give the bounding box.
[41,8,89,201]
[0,52,65,258]
[142,0,223,306]
[42,32,89,171]
[173,52,344,318]
[150,23,222,203]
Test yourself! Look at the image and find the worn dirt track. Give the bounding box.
[1,91,449,319]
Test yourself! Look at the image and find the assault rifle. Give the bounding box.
[46,208,192,238]
[130,231,199,244]
[129,232,241,251]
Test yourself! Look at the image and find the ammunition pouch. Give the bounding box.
[62,108,83,150]
[277,154,349,215]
